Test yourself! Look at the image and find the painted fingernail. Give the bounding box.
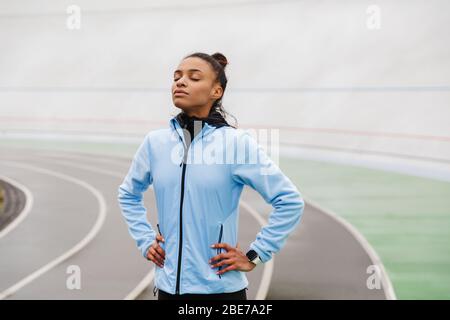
[210,244,215,248]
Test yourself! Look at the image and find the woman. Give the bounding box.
[117,52,305,300]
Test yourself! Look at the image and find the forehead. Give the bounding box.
[174,57,212,74]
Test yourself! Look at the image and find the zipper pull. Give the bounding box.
[157,223,162,236]
[153,285,158,297]
[217,223,223,279]
[180,146,188,167]
[179,148,184,167]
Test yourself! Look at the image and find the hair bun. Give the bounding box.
[211,52,228,69]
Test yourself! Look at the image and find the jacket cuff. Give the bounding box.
[249,243,272,264]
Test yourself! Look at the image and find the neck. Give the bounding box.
[183,107,210,119]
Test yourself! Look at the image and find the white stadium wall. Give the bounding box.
[1,0,449,164]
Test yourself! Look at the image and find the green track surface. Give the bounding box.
[1,138,449,299]
[281,157,450,300]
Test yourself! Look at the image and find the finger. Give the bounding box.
[155,245,166,258]
[150,247,164,265]
[156,234,165,242]
[211,258,234,269]
[149,254,164,268]
[152,241,165,258]
[217,264,237,275]
[211,243,233,251]
[209,251,232,263]
[147,253,161,267]
[146,251,153,261]
[148,249,161,265]
[209,252,229,263]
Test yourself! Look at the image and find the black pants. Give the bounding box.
[157,288,248,300]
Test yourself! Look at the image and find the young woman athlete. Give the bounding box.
[118,52,305,300]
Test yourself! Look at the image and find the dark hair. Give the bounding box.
[183,52,238,128]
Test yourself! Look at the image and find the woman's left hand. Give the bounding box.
[209,243,256,275]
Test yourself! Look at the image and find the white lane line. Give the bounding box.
[10,152,392,300]
[0,175,34,240]
[239,200,273,300]
[303,195,397,300]
[124,269,155,300]
[39,158,130,179]
[0,161,107,300]
[36,155,273,300]
[4,151,397,300]
[31,151,130,167]
[30,157,157,300]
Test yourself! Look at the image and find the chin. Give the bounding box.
[173,103,186,110]
[173,101,193,111]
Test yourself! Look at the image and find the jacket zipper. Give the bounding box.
[176,158,187,294]
[173,120,208,294]
[217,223,223,279]
[175,123,190,295]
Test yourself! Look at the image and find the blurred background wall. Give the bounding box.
[1,0,449,169]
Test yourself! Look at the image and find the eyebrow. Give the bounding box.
[174,68,203,75]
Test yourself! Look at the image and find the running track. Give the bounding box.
[0,147,392,299]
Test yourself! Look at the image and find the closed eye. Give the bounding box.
[173,78,200,82]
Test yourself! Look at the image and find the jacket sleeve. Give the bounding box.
[231,131,305,263]
[117,133,156,259]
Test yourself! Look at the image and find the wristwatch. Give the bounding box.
[246,249,262,266]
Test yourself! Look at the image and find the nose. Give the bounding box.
[175,77,186,87]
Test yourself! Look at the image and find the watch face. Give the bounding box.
[246,249,258,261]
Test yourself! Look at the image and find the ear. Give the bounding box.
[211,83,223,100]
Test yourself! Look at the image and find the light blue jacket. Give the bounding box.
[117,115,305,295]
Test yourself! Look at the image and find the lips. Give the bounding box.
[174,90,188,96]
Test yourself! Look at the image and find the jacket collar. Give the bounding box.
[169,115,217,147]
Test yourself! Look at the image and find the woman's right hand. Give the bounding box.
[146,234,165,268]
